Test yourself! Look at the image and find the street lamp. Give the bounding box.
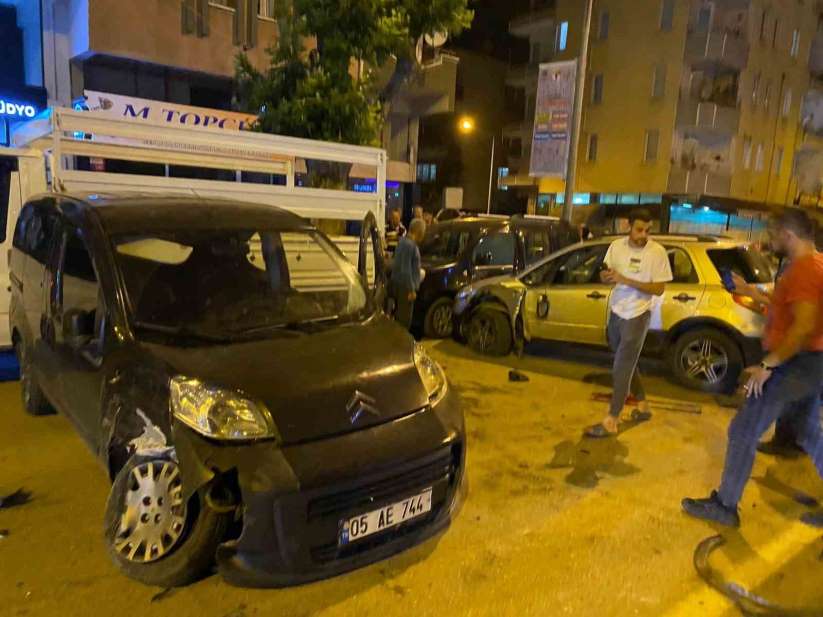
[456,115,497,214]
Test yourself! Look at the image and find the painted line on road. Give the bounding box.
[664,522,821,615]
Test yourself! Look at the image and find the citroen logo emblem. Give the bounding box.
[347,391,381,424]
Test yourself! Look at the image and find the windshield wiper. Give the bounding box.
[133,321,236,344]
[239,315,342,336]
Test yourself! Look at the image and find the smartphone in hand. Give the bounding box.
[719,268,736,292]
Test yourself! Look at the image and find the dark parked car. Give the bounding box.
[415,215,577,338]
[10,193,464,587]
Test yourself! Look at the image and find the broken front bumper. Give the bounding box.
[173,387,465,588]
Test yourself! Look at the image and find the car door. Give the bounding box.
[359,211,387,306]
[655,245,704,331]
[46,221,108,446]
[470,229,516,281]
[523,244,611,346]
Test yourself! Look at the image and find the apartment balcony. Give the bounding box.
[685,29,749,72]
[509,6,555,38]
[676,99,740,136]
[811,30,823,77]
[389,53,459,116]
[668,168,732,196]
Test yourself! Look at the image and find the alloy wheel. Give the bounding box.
[680,338,729,385]
[113,461,187,563]
[468,314,496,353]
[17,344,31,408]
[432,304,454,337]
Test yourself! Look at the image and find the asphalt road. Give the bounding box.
[1,340,822,617]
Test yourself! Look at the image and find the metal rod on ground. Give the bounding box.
[562,0,595,223]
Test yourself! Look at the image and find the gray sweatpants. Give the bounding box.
[607,311,650,417]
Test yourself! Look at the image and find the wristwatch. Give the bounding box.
[760,361,777,371]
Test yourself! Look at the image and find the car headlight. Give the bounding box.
[170,377,278,441]
[414,344,448,407]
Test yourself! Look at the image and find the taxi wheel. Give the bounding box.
[424,298,455,339]
[104,455,230,587]
[670,328,742,394]
[467,307,512,356]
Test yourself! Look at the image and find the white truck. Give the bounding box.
[0,107,387,347]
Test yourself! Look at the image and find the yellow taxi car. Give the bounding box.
[453,235,773,393]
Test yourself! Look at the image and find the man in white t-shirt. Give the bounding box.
[585,209,673,438]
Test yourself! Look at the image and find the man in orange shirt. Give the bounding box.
[682,209,823,527]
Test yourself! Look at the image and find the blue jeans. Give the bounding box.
[718,352,823,508]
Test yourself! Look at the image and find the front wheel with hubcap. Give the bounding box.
[466,307,512,356]
[670,328,743,394]
[424,297,455,339]
[104,455,230,587]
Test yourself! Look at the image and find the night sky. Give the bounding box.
[452,0,530,62]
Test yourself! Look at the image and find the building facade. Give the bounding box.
[504,0,823,231]
[34,0,457,218]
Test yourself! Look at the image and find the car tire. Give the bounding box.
[104,454,230,587]
[669,328,743,394]
[424,297,455,339]
[15,338,52,416]
[466,307,512,356]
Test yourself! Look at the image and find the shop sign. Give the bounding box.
[0,98,39,119]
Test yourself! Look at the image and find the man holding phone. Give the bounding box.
[584,209,673,438]
[682,209,823,527]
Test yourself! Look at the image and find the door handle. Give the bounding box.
[586,291,606,300]
[673,293,697,302]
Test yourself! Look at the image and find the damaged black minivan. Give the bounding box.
[9,194,464,587]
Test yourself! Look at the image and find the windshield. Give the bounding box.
[419,228,473,261]
[113,229,371,339]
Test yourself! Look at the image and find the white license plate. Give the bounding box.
[339,488,433,545]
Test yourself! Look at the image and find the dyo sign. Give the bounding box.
[0,99,37,119]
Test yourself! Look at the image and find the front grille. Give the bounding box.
[306,444,462,564]
[306,446,457,521]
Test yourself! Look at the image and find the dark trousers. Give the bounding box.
[607,311,650,417]
[718,352,823,507]
[392,289,415,329]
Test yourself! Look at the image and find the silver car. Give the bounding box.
[454,235,773,393]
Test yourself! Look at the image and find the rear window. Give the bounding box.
[707,247,773,284]
[420,229,473,261]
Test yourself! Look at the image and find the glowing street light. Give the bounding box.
[457,116,476,134]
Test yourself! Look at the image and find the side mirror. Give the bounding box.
[64,309,95,349]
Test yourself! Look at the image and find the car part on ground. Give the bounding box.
[669,327,743,394]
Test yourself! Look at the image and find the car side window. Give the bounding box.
[666,246,699,284]
[473,232,515,267]
[15,204,58,264]
[552,246,607,285]
[56,226,104,350]
[523,230,550,265]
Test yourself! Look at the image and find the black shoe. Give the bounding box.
[682,491,740,528]
[756,439,803,458]
[801,511,823,528]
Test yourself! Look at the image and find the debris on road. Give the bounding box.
[694,534,820,616]
[0,488,31,510]
[508,369,530,382]
[0,529,9,539]
[590,392,701,415]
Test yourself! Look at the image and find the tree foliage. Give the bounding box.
[235,0,473,145]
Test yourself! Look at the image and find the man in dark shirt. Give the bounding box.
[390,218,426,329]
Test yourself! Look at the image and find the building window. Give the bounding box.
[759,10,768,42]
[417,163,437,183]
[742,136,752,169]
[696,5,711,32]
[652,63,666,99]
[598,11,610,40]
[755,143,764,172]
[557,21,569,51]
[258,0,275,18]
[775,147,784,175]
[644,129,659,162]
[772,18,780,48]
[763,80,771,111]
[751,72,760,107]
[592,74,604,104]
[587,134,598,162]
[660,0,675,31]
[791,29,800,57]
[782,89,792,118]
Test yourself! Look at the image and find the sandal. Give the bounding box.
[630,409,652,423]
[583,423,618,438]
